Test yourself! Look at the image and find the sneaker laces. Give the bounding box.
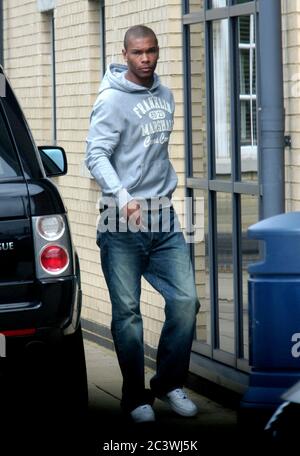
[171,388,187,400]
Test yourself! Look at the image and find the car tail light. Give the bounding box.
[32,214,73,278]
[36,215,65,241]
[1,328,37,337]
[40,244,69,275]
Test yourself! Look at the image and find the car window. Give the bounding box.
[0,109,22,178]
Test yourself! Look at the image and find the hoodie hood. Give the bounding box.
[99,63,161,94]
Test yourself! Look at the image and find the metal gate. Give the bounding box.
[182,0,285,388]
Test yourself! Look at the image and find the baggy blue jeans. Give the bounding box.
[97,206,200,412]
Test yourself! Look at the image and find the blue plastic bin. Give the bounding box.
[242,212,300,413]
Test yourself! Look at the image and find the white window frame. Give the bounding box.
[239,14,257,172]
[214,14,257,175]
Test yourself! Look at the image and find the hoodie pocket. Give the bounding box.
[138,159,178,194]
[126,164,143,191]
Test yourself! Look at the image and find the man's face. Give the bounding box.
[122,35,159,87]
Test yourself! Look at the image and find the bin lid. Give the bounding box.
[248,212,300,275]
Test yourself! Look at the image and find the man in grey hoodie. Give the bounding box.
[86,25,200,423]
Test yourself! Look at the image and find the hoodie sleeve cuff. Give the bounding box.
[116,188,134,210]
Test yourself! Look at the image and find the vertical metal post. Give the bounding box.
[100,0,106,77]
[229,14,244,360]
[205,8,219,352]
[51,11,57,146]
[241,0,288,415]
[0,0,4,67]
[182,0,196,265]
[258,0,285,218]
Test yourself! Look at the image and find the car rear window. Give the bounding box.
[0,109,22,179]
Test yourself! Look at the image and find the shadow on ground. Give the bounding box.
[0,340,275,455]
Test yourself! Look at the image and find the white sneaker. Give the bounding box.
[162,388,198,417]
[130,404,155,423]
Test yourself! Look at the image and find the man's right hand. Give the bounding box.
[122,200,142,227]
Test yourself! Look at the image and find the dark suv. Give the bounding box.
[0,66,87,413]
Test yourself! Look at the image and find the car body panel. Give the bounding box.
[0,65,82,343]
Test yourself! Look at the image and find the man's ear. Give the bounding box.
[122,48,127,61]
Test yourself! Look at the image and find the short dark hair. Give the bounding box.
[123,25,158,50]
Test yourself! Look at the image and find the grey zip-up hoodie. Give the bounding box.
[85,63,178,209]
